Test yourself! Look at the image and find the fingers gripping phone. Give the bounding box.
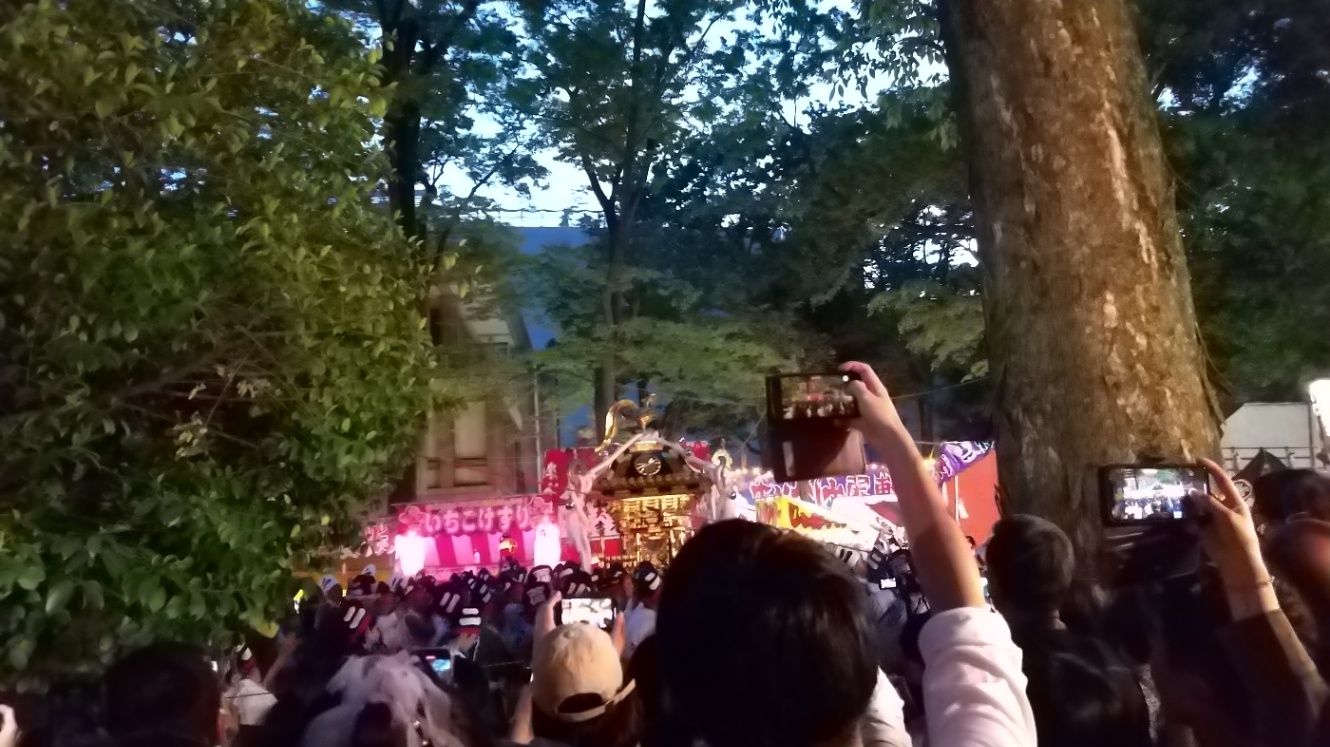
[764,372,866,482]
[1100,465,1209,526]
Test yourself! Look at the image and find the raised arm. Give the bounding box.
[586,431,646,481]
[843,362,1035,747]
[663,439,713,475]
[841,361,984,611]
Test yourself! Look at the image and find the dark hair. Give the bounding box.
[985,514,1075,616]
[1150,574,1256,741]
[1253,468,1330,523]
[1021,633,1152,747]
[103,642,220,746]
[898,612,932,668]
[656,520,877,747]
[349,703,407,747]
[1059,578,1109,637]
[531,691,643,747]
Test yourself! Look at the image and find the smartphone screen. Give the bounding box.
[768,373,860,422]
[560,597,613,627]
[1102,465,1208,525]
[878,577,898,590]
[428,654,452,677]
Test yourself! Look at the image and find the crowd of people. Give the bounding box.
[7,361,1330,747]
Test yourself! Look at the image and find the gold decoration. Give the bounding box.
[604,494,696,567]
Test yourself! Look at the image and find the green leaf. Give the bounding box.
[17,565,46,592]
[45,580,77,615]
[148,587,167,613]
[8,638,33,671]
[82,581,105,611]
[136,574,160,606]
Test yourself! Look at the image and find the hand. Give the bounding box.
[534,591,561,648]
[1192,458,1268,588]
[609,612,626,656]
[0,704,21,747]
[509,684,534,744]
[839,362,906,440]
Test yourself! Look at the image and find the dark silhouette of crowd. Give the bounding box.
[6,362,1330,747]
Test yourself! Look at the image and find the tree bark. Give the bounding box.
[938,0,1221,560]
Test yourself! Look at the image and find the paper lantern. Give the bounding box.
[532,521,561,567]
[394,532,430,578]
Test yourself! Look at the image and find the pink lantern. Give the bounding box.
[394,532,430,578]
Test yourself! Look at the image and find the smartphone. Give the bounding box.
[766,372,861,422]
[1100,464,1208,526]
[765,423,867,482]
[878,577,898,590]
[560,597,614,627]
[428,653,452,677]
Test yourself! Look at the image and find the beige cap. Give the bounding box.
[531,624,636,723]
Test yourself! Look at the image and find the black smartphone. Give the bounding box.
[764,423,867,482]
[1100,464,1209,526]
[558,597,614,627]
[766,372,861,422]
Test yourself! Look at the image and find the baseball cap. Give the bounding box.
[532,624,637,723]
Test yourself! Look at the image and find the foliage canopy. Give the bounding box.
[0,0,436,683]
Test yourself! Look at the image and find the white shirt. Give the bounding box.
[225,677,277,726]
[623,605,657,659]
[367,610,407,653]
[857,668,910,747]
[918,607,1036,747]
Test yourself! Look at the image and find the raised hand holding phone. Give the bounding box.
[1191,457,1277,620]
[840,361,985,611]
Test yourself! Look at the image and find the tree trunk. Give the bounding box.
[938,0,1221,561]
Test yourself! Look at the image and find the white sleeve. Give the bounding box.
[859,667,910,747]
[919,608,1036,747]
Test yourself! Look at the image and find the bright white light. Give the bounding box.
[394,532,430,578]
[533,520,562,567]
[1309,379,1330,440]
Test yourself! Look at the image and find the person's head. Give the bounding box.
[530,624,641,747]
[103,642,221,747]
[348,702,407,747]
[985,514,1075,625]
[1253,468,1330,524]
[1059,578,1109,637]
[1022,635,1152,747]
[375,583,398,616]
[630,563,662,608]
[321,575,345,603]
[404,585,433,615]
[299,655,472,747]
[1267,518,1330,641]
[656,520,877,747]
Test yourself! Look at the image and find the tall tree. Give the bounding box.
[512,0,758,433]
[0,0,437,681]
[329,0,544,253]
[938,0,1221,551]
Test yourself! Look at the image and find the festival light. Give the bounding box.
[394,531,430,578]
[533,519,562,567]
